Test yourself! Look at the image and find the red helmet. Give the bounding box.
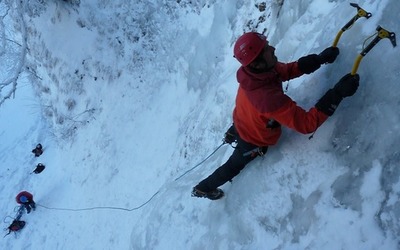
[234,32,267,66]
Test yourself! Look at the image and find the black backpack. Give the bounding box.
[33,163,46,174]
[32,144,43,157]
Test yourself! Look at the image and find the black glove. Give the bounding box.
[319,47,339,64]
[333,73,359,97]
[224,125,237,144]
[315,73,360,116]
[298,54,321,74]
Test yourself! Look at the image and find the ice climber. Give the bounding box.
[192,32,359,200]
[16,191,36,214]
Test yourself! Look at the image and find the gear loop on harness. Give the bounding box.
[242,147,267,157]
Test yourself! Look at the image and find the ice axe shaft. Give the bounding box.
[332,3,372,47]
[351,26,397,75]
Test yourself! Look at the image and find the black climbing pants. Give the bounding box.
[196,137,268,192]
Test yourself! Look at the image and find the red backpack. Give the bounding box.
[4,220,25,237]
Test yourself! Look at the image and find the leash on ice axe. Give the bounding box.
[351,26,397,75]
[332,3,372,47]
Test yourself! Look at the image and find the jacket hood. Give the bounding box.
[236,63,282,91]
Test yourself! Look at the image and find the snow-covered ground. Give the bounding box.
[1,0,399,249]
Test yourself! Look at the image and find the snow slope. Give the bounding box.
[1,0,399,249]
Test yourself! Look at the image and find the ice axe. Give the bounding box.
[332,3,372,47]
[351,26,397,75]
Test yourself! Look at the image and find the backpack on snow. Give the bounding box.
[32,163,45,174]
[4,220,25,237]
[32,143,43,157]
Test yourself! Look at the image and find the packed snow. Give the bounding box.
[1,0,399,249]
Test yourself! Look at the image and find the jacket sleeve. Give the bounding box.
[275,62,304,82]
[270,99,329,134]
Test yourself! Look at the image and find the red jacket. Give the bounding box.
[16,191,34,204]
[233,61,329,146]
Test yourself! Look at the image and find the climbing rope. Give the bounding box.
[37,190,159,212]
[174,142,225,181]
[2,206,25,237]
[3,206,24,223]
[38,142,226,212]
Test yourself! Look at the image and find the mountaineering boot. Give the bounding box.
[191,187,224,200]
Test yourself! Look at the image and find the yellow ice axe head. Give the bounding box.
[332,3,372,47]
[351,26,397,75]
